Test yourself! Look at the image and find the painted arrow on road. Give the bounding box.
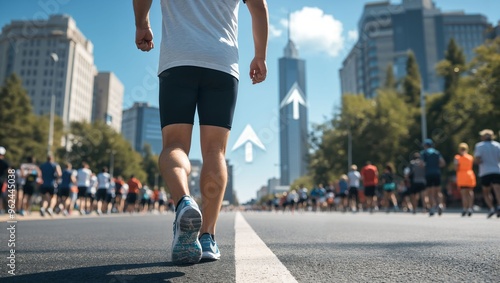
[231,125,266,163]
[280,82,306,120]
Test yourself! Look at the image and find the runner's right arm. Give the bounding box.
[246,0,268,84]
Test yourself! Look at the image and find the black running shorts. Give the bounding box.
[481,173,500,187]
[96,188,107,202]
[40,186,55,196]
[426,174,441,187]
[410,183,426,195]
[159,66,238,130]
[364,186,376,197]
[58,187,70,197]
[78,186,88,198]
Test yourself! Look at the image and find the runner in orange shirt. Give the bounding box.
[126,175,142,213]
[361,161,379,213]
[455,143,476,217]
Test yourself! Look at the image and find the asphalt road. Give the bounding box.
[1,211,499,282]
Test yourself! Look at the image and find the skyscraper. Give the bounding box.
[0,15,97,125]
[279,35,309,186]
[93,72,124,133]
[189,159,202,199]
[340,0,492,98]
[121,102,162,155]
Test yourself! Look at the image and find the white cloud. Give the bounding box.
[348,29,359,42]
[269,24,283,39]
[281,7,344,57]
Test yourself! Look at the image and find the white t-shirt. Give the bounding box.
[77,168,92,187]
[158,0,240,79]
[474,140,500,176]
[87,175,98,194]
[348,171,361,188]
[97,172,111,189]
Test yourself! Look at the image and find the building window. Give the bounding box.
[20,70,25,76]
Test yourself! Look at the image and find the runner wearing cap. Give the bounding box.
[474,129,500,218]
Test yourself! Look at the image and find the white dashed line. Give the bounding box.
[234,212,298,283]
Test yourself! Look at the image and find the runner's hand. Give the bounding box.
[136,27,154,52]
[249,57,267,84]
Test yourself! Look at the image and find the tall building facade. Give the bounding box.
[223,160,234,205]
[188,159,235,204]
[340,0,492,98]
[121,102,162,155]
[189,159,202,199]
[0,15,97,124]
[93,72,124,133]
[279,39,309,186]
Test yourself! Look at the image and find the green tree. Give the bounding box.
[141,143,161,187]
[403,51,422,107]
[65,121,147,182]
[427,38,467,161]
[384,63,396,89]
[0,73,63,165]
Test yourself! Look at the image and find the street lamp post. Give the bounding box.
[47,53,59,156]
[420,83,427,142]
[347,126,352,172]
[109,150,116,177]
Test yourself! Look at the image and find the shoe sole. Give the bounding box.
[202,251,221,260]
[172,207,202,264]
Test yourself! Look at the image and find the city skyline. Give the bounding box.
[1,1,499,203]
[340,0,497,99]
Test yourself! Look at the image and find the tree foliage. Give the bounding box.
[299,38,500,186]
[0,73,63,165]
[141,143,161,187]
[65,121,147,182]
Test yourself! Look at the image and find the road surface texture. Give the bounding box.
[1,211,499,282]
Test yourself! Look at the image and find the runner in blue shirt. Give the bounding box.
[39,156,62,217]
[420,139,446,216]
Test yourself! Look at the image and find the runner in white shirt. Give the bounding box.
[474,129,500,218]
[96,167,111,215]
[76,162,92,215]
[347,165,361,212]
[86,173,98,214]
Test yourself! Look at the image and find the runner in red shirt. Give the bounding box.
[361,161,379,213]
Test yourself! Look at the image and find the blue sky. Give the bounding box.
[1,0,499,203]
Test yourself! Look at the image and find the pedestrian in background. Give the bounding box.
[39,155,62,217]
[421,139,446,216]
[347,165,361,212]
[361,161,379,213]
[381,163,399,212]
[406,152,427,214]
[454,143,476,217]
[474,129,500,218]
[19,156,40,216]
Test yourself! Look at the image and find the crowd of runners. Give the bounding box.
[0,129,499,219]
[0,153,175,217]
[263,130,500,219]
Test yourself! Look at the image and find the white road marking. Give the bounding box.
[234,212,298,283]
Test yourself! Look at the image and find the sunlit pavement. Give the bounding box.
[1,211,499,282]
